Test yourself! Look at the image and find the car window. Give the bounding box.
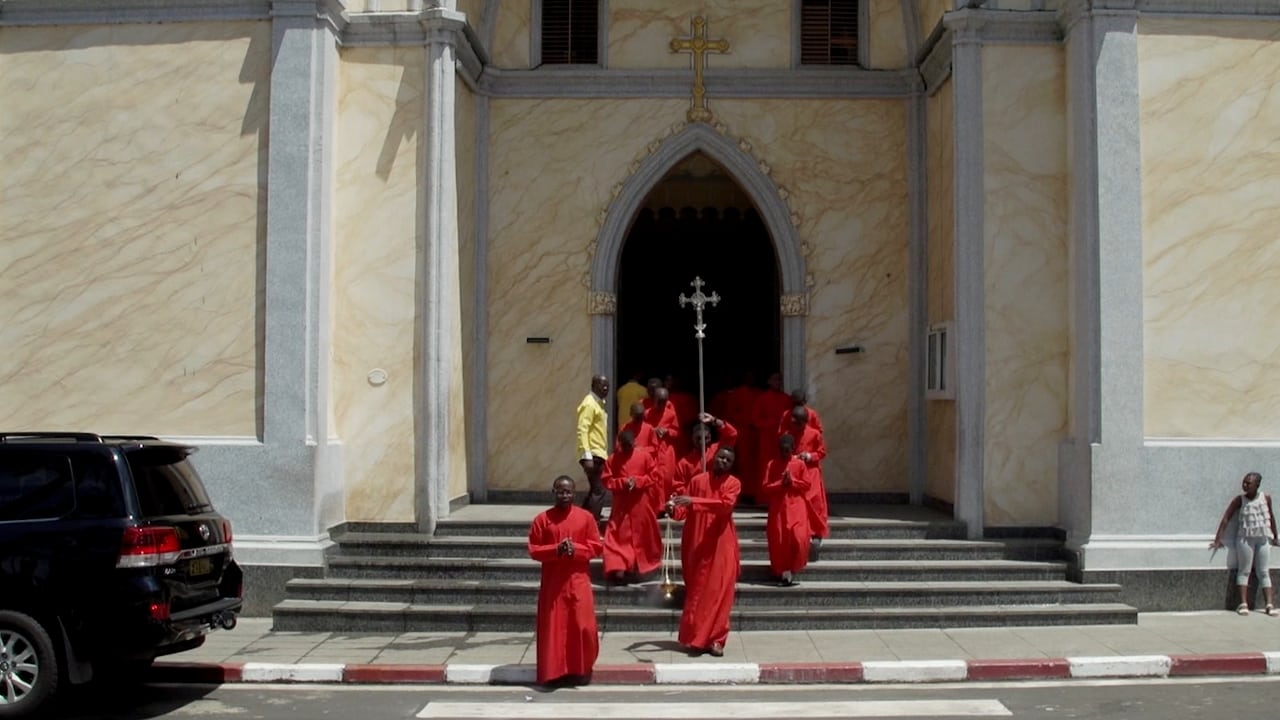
[70,452,126,518]
[0,452,76,521]
[126,447,213,517]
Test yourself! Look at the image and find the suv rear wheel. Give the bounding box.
[0,610,58,719]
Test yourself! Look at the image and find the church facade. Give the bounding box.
[3,0,1278,611]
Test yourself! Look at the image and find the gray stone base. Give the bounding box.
[240,564,323,617]
[1076,568,1280,612]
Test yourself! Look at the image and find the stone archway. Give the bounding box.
[589,123,807,392]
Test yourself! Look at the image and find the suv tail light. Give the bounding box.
[117,526,182,568]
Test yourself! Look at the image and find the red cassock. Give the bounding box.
[642,404,681,511]
[751,389,793,496]
[527,505,603,684]
[782,422,829,538]
[671,421,739,497]
[619,418,659,449]
[601,445,662,576]
[761,455,812,576]
[669,391,699,436]
[672,469,741,651]
[722,385,762,498]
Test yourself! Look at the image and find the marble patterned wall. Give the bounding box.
[491,0,531,68]
[713,99,910,494]
[611,0,788,69]
[0,22,268,436]
[981,45,1067,526]
[485,98,688,490]
[926,80,956,504]
[1138,19,1280,440]
[919,0,949,39]
[333,47,424,522]
[867,0,909,70]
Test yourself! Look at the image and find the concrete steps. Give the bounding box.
[272,598,1139,633]
[270,504,1139,632]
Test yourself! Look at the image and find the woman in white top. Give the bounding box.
[1210,472,1279,616]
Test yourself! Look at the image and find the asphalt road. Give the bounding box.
[48,676,1280,720]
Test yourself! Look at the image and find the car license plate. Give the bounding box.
[188,557,213,576]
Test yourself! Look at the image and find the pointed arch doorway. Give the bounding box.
[617,153,780,406]
[590,123,807,411]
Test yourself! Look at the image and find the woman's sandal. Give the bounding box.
[1267,605,1279,617]
[1237,603,1250,616]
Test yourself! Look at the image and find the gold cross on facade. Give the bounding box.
[669,15,729,123]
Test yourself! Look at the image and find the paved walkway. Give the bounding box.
[153,611,1280,685]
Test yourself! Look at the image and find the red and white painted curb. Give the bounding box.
[151,651,1280,685]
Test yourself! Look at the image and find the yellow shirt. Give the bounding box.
[615,381,648,419]
[576,392,608,460]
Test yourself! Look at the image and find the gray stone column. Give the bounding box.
[1058,0,1144,555]
[907,89,928,506]
[950,22,985,539]
[253,0,342,535]
[416,8,468,533]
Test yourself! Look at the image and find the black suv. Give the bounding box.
[0,433,242,717]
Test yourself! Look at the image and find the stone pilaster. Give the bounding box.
[949,20,986,540]
[416,8,468,533]
[1058,0,1144,558]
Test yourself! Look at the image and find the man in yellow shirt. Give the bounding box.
[577,374,610,522]
[615,370,647,421]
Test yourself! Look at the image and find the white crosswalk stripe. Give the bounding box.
[417,699,1012,718]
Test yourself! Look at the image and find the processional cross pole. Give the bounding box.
[663,276,721,602]
[678,276,720,468]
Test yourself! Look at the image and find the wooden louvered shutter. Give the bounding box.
[541,0,599,65]
[800,0,859,66]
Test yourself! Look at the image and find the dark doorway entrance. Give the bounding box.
[616,155,780,411]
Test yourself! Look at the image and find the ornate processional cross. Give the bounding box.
[669,15,729,123]
[678,276,720,340]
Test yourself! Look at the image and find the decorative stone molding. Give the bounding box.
[586,119,803,275]
[587,291,617,315]
[945,8,1062,45]
[780,293,808,317]
[479,67,919,100]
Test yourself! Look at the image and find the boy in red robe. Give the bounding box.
[776,389,825,435]
[668,446,741,657]
[600,430,662,584]
[527,475,603,686]
[750,372,792,499]
[761,433,811,586]
[672,414,738,497]
[782,405,830,541]
[640,391,680,514]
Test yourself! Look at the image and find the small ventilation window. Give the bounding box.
[540,0,600,66]
[927,322,954,400]
[800,0,860,66]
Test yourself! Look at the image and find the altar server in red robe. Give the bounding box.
[527,476,603,686]
[782,405,830,540]
[761,433,811,586]
[672,414,738,497]
[751,372,793,497]
[620,401,658,449]
[776,389,825,435]
[601,430,662,583]
[642,389,681,513]
[668,446,741,657]
[721,371,762,500]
